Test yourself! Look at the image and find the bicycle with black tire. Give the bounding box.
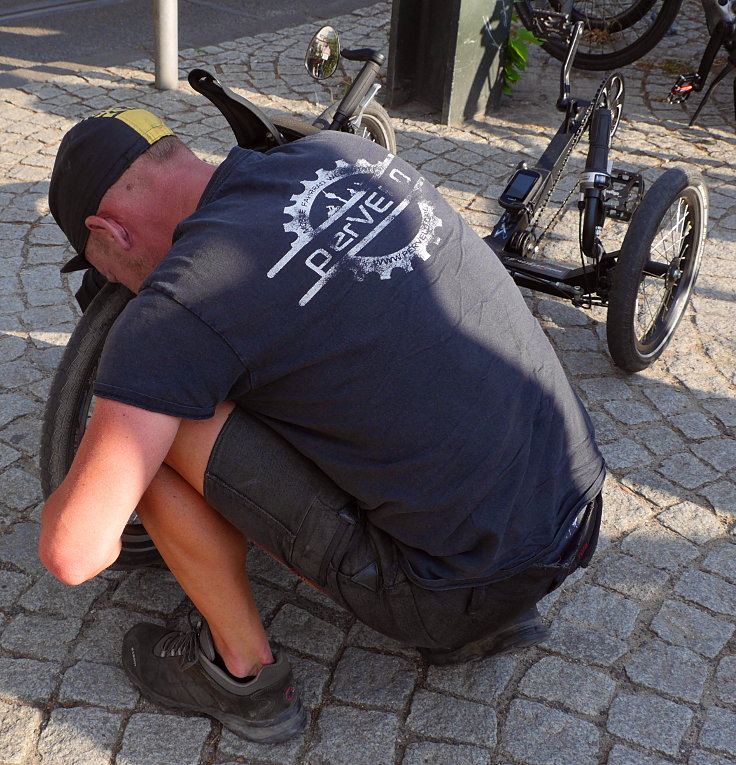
[484,20,708,372]
[516,0,683,70]
[518,0,736,123]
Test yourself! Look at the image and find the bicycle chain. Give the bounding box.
[530,74,620,247]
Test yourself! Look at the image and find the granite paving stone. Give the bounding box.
[217,725,305,764]
[607,694,694,757]
[72,607,165,665]
[606,744,676,765]
[58,660,139,709]
[19,571,108,616]
[518,655,616,715]
[117,713,211,765]
[657,453,718,489]
[558,584,641,639]
[657,501,727,545]
[691,438,736,472]
[600,485,658,532]
[698,707,736,757]
[0,657,61,704]
[700,481,736,522]
[0,700,42,765]
[651,600,735,658]
[111,568,186,613]
[406,690,497,748]
[675,569,736,616]
[669,412,721,439]
[594,553,670,601]
[425,655,516,704]
[637,425,686,457]
[544,618,629,665]
[0,466,42,512]
[401,742,493,764]
[600,438,654,471]
[329,647,417,710]
[619,470,682,509]
[37,706,122,765]
[702,546,736,585]
[502,699,600,765]
[0,569,31,607]
[620,524,700,571]
[624,641,709,703]
[1,613,81,661]
[268,603,345,662]
[689,751,736,765]
[307,705,400,765]
[714,655,736,705]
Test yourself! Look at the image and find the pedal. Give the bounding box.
[603,170,644,222]
[668,73,702,103]
[513,7,575,45]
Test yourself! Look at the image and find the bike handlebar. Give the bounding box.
[586,108,612,172]
[329,60,382,130]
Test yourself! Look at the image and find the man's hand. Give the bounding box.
[39,397,180,584]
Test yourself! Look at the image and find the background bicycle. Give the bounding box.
[517,0,736,121]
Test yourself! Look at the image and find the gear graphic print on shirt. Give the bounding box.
[268,153,443,306]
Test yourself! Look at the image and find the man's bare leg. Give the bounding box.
[135,401,273,678]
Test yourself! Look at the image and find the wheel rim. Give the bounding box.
[633,190,701,357]
[544,0,672,61]
[567,0,658,31]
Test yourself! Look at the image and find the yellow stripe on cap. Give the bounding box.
[89,107,174,145]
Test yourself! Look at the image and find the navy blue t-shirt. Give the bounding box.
[95,131,604,587]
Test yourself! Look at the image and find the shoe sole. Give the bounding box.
[419,619,550,665]
[125,671,307,743]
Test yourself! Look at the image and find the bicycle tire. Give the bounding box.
[315,101,397,153]
[518,0,683,70]
[606,166,707,372]
[550,0,657,30]
[39,282,163,570]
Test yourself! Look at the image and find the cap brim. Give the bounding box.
[60,254,91,273]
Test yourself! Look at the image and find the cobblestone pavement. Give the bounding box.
[1,1,735,763]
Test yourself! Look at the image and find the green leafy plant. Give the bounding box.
[503,15,543,95]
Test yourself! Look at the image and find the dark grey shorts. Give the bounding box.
[204,406,601,651]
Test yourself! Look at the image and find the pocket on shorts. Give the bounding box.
[290,500,358,587]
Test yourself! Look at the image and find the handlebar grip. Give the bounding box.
[330,61,380,127]
[586,108,612,172]
[341,47,385,66]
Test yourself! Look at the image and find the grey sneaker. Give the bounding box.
[122,618,306,743]
[418,607,550,665]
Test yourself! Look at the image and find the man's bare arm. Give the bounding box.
[39,397,181,584]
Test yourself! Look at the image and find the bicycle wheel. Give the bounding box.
[606,166,707,372]
[314,101,397,153]
[517,0,683,70]
[40,282,163,570]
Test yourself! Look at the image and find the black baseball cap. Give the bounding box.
[49,107,174,273]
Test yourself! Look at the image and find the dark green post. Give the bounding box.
[385,0,514,125]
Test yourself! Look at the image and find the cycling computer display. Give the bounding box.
[499,169,544,210]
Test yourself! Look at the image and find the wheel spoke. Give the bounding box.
[633,198,691,341]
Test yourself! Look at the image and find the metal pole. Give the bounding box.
[154,0,178,90]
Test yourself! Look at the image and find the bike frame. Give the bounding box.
[482,19,640,307]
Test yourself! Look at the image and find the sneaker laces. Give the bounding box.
[156,613,202,669]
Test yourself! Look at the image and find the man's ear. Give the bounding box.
[84,215,132,250]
